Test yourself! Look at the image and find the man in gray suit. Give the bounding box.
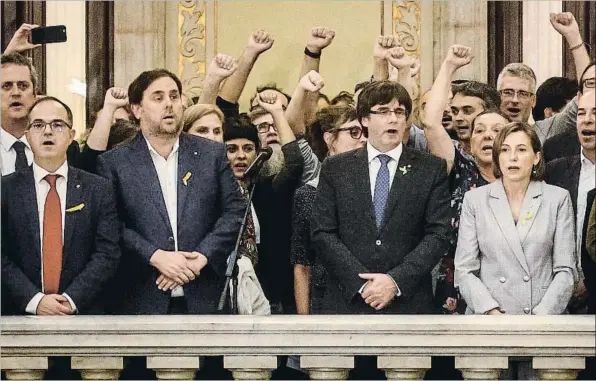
[97,69,245,315]
[310,80,451,314]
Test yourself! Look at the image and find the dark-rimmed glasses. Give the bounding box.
[28,120,72,133]
[256,122,276,134]
[582,77,595,90]
[369,108,408,119]
[499,89,534,100]
[332,126,367,139]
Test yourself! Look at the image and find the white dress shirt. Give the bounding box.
[145,137,184,297]
[360,142,403,298]
[25,161,78,314]
[577,148,596,259]
[1,127,33,175]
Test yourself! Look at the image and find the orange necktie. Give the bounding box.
[42,174,62,294]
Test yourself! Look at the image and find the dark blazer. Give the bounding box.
[543,129,580,164]
[1,166,121,315]
[252,140,304,310]
[581,189,596,314]
[310,146,451,314]
[546,155,581,214]
[96,132,245,314]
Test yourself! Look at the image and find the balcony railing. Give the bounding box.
[1,315,594,380]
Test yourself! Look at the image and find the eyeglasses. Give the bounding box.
[28,120,72,133]
[369,108,409,119]
[582,77,595,89]
[499,89,534,100]
[256,122,276,134]
[332,126,367,139]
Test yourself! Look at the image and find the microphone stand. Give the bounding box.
[217,170,260,314]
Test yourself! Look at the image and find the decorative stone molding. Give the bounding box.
[301,355,354,380]
[1,356,47,380]
[224,355,277,380]
[71,356,123,380]
[147,355,201,380]
[378,355,431,380]
[533,356,585,380]
[455,356,508,380]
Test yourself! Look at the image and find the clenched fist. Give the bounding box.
[373,35,400,59]
[246,30,274,55]
[306,27,335,54]
[385,47,415,70]
[299,70,325,92]
[445,45,473,70]
[549,12,581,43]
[104,87,128,109]
[257,90,284,114]
[208,53,238,79]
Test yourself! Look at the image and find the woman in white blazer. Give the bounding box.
[455,122,576,316]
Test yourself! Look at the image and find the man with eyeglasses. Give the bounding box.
[311,80,451,315]
[1,96,121,316]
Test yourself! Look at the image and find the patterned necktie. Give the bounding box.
[12,141,28,171]
[238,183,258,266]
[43,175,63,294]
[373,154,391,227]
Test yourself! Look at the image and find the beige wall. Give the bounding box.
[46,1,86,137]
[216,1,382,110]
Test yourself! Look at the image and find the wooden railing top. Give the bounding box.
[2,315,594,357]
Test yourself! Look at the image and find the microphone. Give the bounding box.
[242,146,273,179]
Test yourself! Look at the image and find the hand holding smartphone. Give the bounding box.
[31,25,67,45]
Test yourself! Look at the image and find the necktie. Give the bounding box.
[43,175,63,294]
[238,183,258,266]
[12,141,28,171]
[373,154,391,227]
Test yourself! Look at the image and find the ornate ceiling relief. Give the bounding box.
[392,1,421,117]
[178,0,207,98]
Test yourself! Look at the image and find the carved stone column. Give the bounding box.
[224,355,277,380]
[71,356,123,380]
[2,357,48,380]
[147,356,201,380]
[533,357,585,380]
[378,356,431,380]
[455,356,508,380]
[301,356,354,380]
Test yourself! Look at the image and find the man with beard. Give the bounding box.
[96,69,245,315]
[546,89,595,315]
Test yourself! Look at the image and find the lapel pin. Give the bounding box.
[399,164,412,175]
[521,211,534,225]
[76,184,81,188]
[66,203,85,213]
[182,172,192,186]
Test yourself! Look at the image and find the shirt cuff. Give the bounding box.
[25,292,45,315]
[62,293,78,314]
[387,275,402,297]
[358,282,369,294]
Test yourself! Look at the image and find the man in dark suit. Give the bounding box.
[546,89,595,313]
[581,188,596,315]
[97,69,245,315]
[310,80,451,314]
[1,52,102,175]
[1,96,121,315]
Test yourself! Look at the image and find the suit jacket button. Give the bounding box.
[169,236,174,242]
[375,240,381,246]
[499,277,506,283]
[523,307,530,314]
[523,275,530,282]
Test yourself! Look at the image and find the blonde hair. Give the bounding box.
[183,104,224,132]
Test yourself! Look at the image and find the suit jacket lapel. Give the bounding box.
[380,148,416,234]
[488,180,530,275]
[569,157,581,214]
[63,168,83,259]
[126,133,171,228]
[352,148,377,230]
[177,134,200,225]
[20,169,42,264]
[517,181,543,243]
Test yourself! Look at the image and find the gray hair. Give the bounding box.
[497,63,537,93]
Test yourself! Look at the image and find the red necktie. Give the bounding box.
[43,174,62,294]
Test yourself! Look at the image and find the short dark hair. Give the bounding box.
[1,52,38,94]
[354,81,370,93]
[356,80,412,123]
[107,119,139,150]
[250,84,291,110]
[533,77,578,121]
[579,61,595,94]
[330,91,354,106]
[29,96,73,125]
[452,80,501,110]
[310,105,358,160]
[471,109,511,133]
[492,121,545,181]
[127,69,183,105]
[223,114,260,151]
[318,93,330,104]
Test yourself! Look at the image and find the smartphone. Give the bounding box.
[31,25,67,45]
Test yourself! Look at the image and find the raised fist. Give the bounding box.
[549,12,580,40]
[257,90,284,114]
[445,45,473,70]
[299,70,325,92]
[208,53,238,79]
[306,27,336,54]
[104,87,128,109]
[373,35,400,59]
[246,30,274,55]
[410,58,421,77]
[385,47,415,70]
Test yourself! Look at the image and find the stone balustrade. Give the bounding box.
[1,315,594,380]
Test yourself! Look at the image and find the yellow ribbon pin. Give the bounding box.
[182,172,192,186]
[66,203,85,213]
[521,211,534,225]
